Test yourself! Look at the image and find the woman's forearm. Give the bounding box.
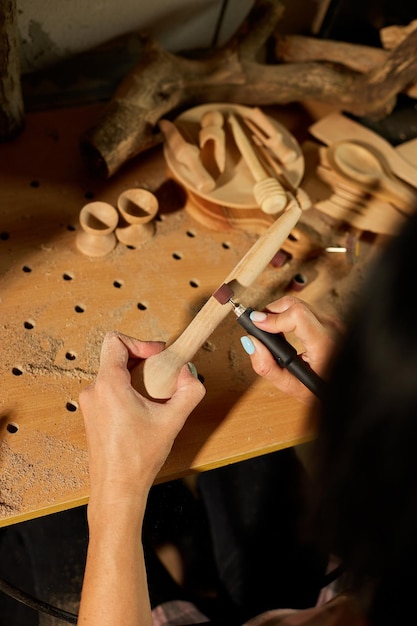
[78,499,152,626]
[77,334,206,624]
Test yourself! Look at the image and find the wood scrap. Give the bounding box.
[379,20,417,50]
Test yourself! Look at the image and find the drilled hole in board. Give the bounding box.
[22,265,32,273]
[74,304,85,313]
[6,422,19,434]
[113,279,124,288]
[172,252,182,260]
[84,191,95,199]
[30,180,40,188]
[222,242,231,249]
[293,272,306,284]
[66,224,76,232]
[290,273,307,291]
[0,232,10,240]
[24,319,35,329]
[186,230,196,238]
[65,351,76,361]
[62,272,74,281]
[66,401,78,412]
[12,366,23,376]
[189,279,200,288]
[137,302,147,311]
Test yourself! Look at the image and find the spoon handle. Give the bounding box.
[135,200,302,399]
[378,175,417,214]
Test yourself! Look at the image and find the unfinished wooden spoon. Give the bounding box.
[159,119,216,193]
[133,199,302,399]
[309,112,417,188]
[199,110,226,173]
[327,141,417,214]
[244,107,298,164]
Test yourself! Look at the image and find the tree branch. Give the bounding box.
[80,0,417,178]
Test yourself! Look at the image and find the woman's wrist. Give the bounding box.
[87,486,149,531]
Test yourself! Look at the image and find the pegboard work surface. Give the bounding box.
[0,103,372,527]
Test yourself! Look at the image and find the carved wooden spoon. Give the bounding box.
[327,141,417,214]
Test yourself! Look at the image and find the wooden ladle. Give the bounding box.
[327,141,417,214]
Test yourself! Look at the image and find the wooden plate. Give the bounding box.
[164,103,304,209]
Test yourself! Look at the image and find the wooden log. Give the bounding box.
[80,0,287,178]
[276,34,388,74]
[276,32,417,97]
[80,0,417,178]
[0,0,24,141]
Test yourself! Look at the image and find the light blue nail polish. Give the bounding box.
[240,336,255,355]
[187,362,198,378]
[250,310,267,322]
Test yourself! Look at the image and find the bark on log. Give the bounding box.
[80,0,286,178]
[80,0,417,178]
[276,35,388,73]
[276,31,417,97]
[0,0,24,141]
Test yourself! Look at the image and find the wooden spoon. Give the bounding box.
[133,199,302,399]
[327,141,417,214]
[159,119,216,193]
[199,110,226,173]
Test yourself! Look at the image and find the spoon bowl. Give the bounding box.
[327,140,417,214]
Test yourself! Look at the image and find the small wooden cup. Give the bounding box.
[116,188,159,247]
[76,201,119,256]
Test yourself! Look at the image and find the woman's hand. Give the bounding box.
[240,296,338,404]
[78,331,206,626]
[79,331,206,513]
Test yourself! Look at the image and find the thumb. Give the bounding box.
[166,363,206,418]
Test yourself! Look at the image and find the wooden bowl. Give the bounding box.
[164,103,304,210]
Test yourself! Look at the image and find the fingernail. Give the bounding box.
[187,362,198,378]
[250,310,267,322]
[240,336,255,355]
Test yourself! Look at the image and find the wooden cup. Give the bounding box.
[76,201,119,256]
[116,188,159,247]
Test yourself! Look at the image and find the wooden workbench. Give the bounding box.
[0,102,378,527]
